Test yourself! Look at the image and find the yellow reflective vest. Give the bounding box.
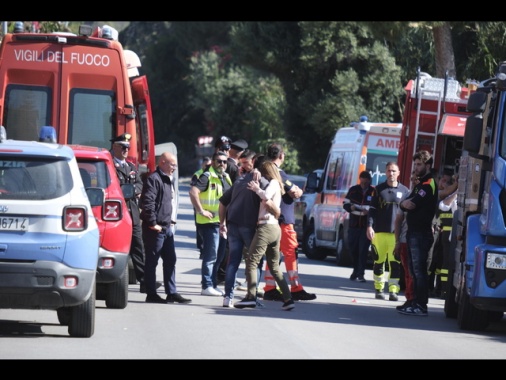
[196,167,232,224]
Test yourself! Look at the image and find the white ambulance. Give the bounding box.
[302,117,401,266]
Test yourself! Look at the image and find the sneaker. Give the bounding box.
[389,292,399,301]
[236,281,248,291]
[223,297,233,308]
[357,276,366,283]
[214,287,225,296]
[166,293,192,304]
[398,303,428,316]
[201,287,223,296]
[375,290,385,300]
[396,300,412,312]
[234,297,257,309]
[349,273,358,281]
[145,294,167,304]
[282,299,295,311]
[263,288,284,301]
[291,289,317,301]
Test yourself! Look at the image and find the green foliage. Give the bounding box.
[453,21,506,81]
[19,21,506,177]
[386,23,434,88]
[187,48,290,166]
[278,22,403,172]
[38,21,72,33]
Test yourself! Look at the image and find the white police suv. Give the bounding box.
[0,127,99,337]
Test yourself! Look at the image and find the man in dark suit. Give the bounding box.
[226,139,248,183]
[110,133,160,293]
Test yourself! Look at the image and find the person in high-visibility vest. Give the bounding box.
[367,162,410,301]
[189,151,232,297]
[191,156,212,259]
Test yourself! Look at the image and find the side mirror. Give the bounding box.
[121,183,135,200]
[305,171,320,193]
[463,114,483,154]
[86,188,105,207]
[466,91,487,113]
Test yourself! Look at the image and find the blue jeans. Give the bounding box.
[407,230,434,308]
[215,236,227,286]
[224,223,259,299]
[199,223,221,289]
[142,225,177,295]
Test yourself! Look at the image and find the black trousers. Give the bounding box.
[130,221,145,283]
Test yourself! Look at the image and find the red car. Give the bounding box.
[70,145,133,309]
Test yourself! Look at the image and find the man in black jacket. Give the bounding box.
[140,152,191,304]
[399,150,438,316]
[343,170,374,283]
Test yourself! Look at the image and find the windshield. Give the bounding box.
[0,157,72,199]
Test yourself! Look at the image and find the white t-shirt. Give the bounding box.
[255,179,281,224]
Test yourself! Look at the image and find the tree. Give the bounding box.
[433,22,456,78]
[119,21,506,175]
[187,48,295,170]
[230,21,404,172]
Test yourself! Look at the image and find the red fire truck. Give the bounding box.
[398,68,475,185]
[0,23,156,175]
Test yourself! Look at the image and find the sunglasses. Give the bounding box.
[215,159,227,164]
[115,143,130,150]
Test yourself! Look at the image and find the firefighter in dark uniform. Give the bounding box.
[429,169,458,298]
[110,133,159,293]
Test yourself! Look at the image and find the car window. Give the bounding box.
[77,160,111,189]
[0,157,72,199]
[286,174,306,190]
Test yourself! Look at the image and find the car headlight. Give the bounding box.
[486,253,506,270]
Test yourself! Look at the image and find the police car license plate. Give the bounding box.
[0,217,29,231]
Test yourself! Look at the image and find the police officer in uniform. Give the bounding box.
[110,133,160,293]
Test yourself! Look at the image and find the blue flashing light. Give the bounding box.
[39,126,57,143]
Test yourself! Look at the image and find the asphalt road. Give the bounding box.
[1,177,506,360]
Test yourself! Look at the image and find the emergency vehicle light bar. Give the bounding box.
[39,126,57,143]
[352,115,371,134]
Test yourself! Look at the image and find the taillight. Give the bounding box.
[63,206,88,231]
[103,200,123,221]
